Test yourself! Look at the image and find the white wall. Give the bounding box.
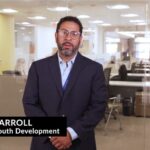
[35,26,57,60]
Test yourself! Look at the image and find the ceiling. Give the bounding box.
[1,0,150,63]
[0,0,150,36]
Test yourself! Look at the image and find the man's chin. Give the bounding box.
[61,50,74,57]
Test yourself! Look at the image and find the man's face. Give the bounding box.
[55,21,82,58]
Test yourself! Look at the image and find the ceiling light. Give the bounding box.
[22,22,30,25]
[107,4,129,10]
[0,8,18,13]
[77,15,90,19]
[121,14,138,17]
[47,7,70,12]
[28,16,46,20]
[90,20,103,24]
[129,20,145,23]
[20,22,35,26]
[136,23,147,26]
[101,23,111,26]
[20,27,26,30]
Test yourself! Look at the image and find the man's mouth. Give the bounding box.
[62,42,73,49]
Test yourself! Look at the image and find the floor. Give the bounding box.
[0,115,150,150]
[0,137,31,150]
[96,115,150,150]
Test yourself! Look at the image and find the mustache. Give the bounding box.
[62,42,73,46]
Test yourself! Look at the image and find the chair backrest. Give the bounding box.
[2,70,15,75]
[104,67,112,86]
[119,64,127,80]
[131,62,136,72]
[2,70,21,76]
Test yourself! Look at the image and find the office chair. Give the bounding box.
[103,67,112,121]
[2,70,21,76]
[104,96,122,131]
[103,67,122,132]
[104,67,111,86]
[119,64,127,80]
[131,62,136,73]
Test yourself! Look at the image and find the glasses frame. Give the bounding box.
[57,29,81,40]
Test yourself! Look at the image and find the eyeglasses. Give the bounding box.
[58,29,81,39]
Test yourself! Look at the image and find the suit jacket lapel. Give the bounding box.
[48,53,86,100]
[48,54,63,97]
[63,53,85,99]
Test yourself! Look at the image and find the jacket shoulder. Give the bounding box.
[35,55,54,64]
[80,54,103,68]
[32,54,57,67]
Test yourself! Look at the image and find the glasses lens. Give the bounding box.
[58,29,80,39]
[59,30,68,36]
[70,31,80,39]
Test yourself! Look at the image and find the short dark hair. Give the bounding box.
[56,16,83,34]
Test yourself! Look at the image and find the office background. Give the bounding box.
[0,0,150,150]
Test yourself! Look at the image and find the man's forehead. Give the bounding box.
[59,21,80,30]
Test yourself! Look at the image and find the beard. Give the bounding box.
[56,40,80,57]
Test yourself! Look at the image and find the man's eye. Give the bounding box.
[72,32,77,36]
[63,31,68,35]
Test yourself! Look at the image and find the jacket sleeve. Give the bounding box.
[22,62,47,117]
[71,64,108,140]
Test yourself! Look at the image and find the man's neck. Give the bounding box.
[59,53,77,62]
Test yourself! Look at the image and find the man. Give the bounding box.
[23,16,107,150]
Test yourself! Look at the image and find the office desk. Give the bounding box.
[109,80,150,98]
[135,68,150,72]
[110,81,150,87]
[128,73,150,77]
[109,81,150,115]
[109,81,150,114]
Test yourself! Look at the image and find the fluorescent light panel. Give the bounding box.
[28,16,46,20]
[0,8,18,13]
[136,22,147,26]
[77,15,90,19]
[129,20,145,23]
[101,23,111,26]
[90,20,103,24]
[107,4,129,9]
[121,14,138,17]
[47,7,70,12]
[22,22,30,25]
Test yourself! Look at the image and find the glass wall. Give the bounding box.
[0,0,150,150]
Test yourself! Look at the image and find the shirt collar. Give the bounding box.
[58,52,77,65]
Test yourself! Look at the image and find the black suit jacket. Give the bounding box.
[23,52,108,150]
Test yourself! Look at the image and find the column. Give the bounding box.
[0,14,15,74]
[95,26,105,58]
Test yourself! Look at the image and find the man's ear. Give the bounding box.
[55,32,58,43]
[55,32,57,39]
